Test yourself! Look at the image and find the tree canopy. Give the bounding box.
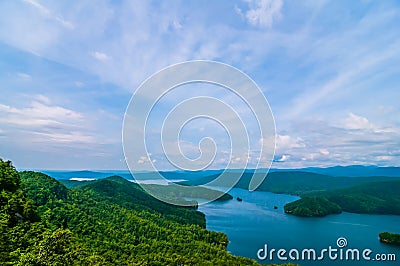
[1,158,296,265]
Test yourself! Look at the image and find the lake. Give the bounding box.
[199,188,400,265]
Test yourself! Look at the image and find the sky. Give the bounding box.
[0,0,399,170]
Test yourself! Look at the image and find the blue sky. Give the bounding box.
[0,0,399,170]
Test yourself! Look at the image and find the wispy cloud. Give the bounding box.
[284,5,400,120]
[0,92,124,168]
[91,51,112,62]
[240,0,283,28]
[31,131,95,144]
[341,113,377,131]
[17,72,31,80]
[23,0,74,29]
[272,113,400,168]
[0,100,83,127]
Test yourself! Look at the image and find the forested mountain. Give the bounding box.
[180,171,399,194]
[60,177,233,204]
[283,180,400,217]
[307,180,400,214]
[298,165,400,177]
[1,158,296,265]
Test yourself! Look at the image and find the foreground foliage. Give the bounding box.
[2,158,297,265]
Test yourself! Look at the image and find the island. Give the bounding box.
[181,171,400,216]
[284,197,342,217]
[379,232,400,246]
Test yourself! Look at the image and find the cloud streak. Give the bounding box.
[23,0,74,29]
[91,51,112,62]
[242,0,283,28]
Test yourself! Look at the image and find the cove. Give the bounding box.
[199,188,400,265]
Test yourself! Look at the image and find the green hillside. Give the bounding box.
[284,197,342,217]
[284,180,400,217]
[1,158,297,265]
[309,180,400,215]
[142,183,233,203]
[60,178,233,205]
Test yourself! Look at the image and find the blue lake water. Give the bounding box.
[199,188,400,266]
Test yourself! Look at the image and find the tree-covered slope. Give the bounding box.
[284,180,400,217]
[0,160,40,263]
[142,183,233,203]
[75,175,207,227]
[309,180,400,215]
[60,177,233,205]
[2,158,299,265]
[284,197,342,217]
[20,171,68,206]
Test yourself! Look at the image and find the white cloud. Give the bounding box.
[0,101,83,127]
[275,134,305,150]
[340,112,396,133]
[302,153,318,161]
[376,155,394,161]
[275,116,400,168]
[0,96,116,161]
[243,0,283,28]
[137,156,147,164]
[342,112,376,131]
[91,51,112,62]
[136,156,157,165]
[0,96,120,160]
[277,154,289,162]
[319,148,329,155]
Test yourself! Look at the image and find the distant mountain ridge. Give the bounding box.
[296,165,400,177]
[40,165,400,183]
[180,171,400,194]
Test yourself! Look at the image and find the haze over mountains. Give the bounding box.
[41,165,400,182]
